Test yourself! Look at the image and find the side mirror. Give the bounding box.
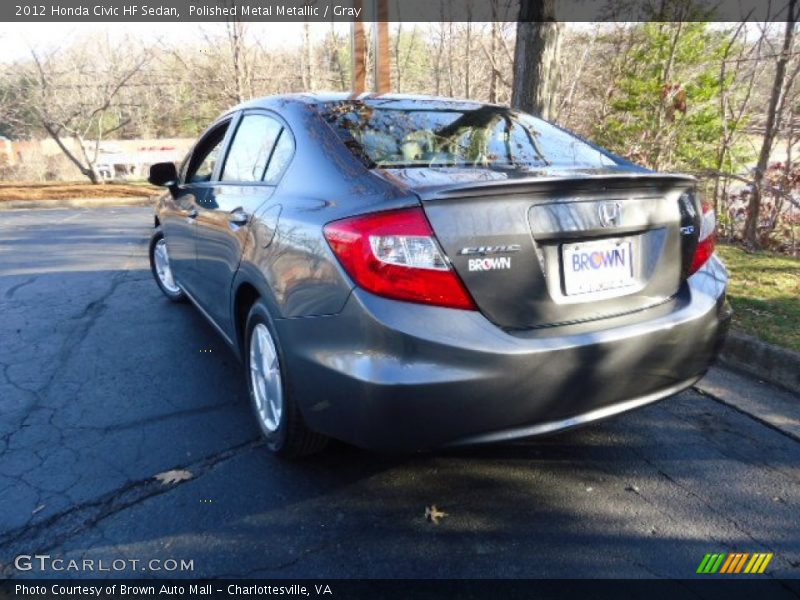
[148,162,178,189]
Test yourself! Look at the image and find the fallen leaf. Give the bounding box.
[425,504,448,525]
[154,469,193,485]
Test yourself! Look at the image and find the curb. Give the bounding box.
[695,367,800,443]
[719,330,800,393]
[0,196,156,210]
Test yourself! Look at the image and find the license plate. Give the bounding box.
[562,238,635,296]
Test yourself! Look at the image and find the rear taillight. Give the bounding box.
[689,201,716,275]
[323,207,476,310]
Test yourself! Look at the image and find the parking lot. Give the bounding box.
[0,207,798,578]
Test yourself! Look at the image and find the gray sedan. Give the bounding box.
[147,93,731,457]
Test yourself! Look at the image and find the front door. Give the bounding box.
[193,111,289,334]
[167,120,231,297]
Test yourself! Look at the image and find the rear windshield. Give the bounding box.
[319,100,618,169]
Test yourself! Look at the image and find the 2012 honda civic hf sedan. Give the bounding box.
[148,93,731,457]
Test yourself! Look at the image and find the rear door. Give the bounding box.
[161,119,231,296]
[193,110,291,334]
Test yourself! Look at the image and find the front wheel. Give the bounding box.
[245,301,327,458]
[149,228,186,303]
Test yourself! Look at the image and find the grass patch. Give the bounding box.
[0,181,161,201]
[717,244,800,352]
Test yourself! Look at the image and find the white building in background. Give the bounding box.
[95,142,192,181]
[5,137,194,181]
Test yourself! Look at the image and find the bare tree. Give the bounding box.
[225,19,253,103]
[555,25,598,123]
[711,20,760,215]
[745,2,800,248]
[511,0,562,119]
[488,16,499,103]
[198,22,258,104]
[464,13,472,98]
[352,2,367,93]
[302,20,315,90]
[10,37,150,183]
[326,23,349,90]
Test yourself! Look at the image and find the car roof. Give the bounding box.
[231,92,496,113]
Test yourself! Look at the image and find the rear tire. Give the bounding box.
[245,301,327,458]
[149,228,186,303]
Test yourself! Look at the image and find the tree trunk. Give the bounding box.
[464,18,471,99]
[489,20,498,103]
[227,20,246,103]
[374,2,391,94]
[302,21,314,90]
[744,0,797,249]
[329,24,348,91]
[43,124,99,184]
[511,0,561,120]
[447,21,454,97]
[394,23,403,92]
[351,7,367,94]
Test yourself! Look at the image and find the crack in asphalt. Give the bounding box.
[0,231,148,454]
[668,395,800,488]
[214,542,338,578]
[3,276,37,300]
[0,438,263,575]
[626,444,795,576]
[692,385,800,445]
[66,401,237,435]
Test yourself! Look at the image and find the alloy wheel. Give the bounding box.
[249,323,283,432]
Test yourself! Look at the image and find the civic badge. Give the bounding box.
[598,202,622,228]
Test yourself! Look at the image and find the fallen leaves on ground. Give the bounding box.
[425,505,448,524]
[0,182,160,201]
[154,469,193,485]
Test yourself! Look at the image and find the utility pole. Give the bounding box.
[351,0,390,94]
[373,0,391,93]
[351,0,366,94]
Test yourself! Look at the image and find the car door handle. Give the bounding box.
[229,208,249,226]
[186,208,198,219]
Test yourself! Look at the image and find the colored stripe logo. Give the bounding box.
[696,552,773,574]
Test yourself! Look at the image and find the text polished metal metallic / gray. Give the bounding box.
[147,93,731,456]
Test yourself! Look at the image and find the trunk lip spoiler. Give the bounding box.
[406,172,697,201]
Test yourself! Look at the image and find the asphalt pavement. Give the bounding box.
[0,207,798,579]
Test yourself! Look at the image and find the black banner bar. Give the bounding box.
[3,579,800,600]
[0,0,797,23]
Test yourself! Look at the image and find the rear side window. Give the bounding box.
[222,114,282,182]
[264,129,294,184]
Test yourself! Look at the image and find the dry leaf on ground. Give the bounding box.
[425,505,448,524]
[154,469,193,485]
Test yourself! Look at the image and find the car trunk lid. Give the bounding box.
[379,168,698,330]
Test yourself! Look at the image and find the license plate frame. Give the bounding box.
[562,238,636,296]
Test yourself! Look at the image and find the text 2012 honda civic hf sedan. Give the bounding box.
[148,93,731,457]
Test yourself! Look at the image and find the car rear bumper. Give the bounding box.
[275,255,731,451]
